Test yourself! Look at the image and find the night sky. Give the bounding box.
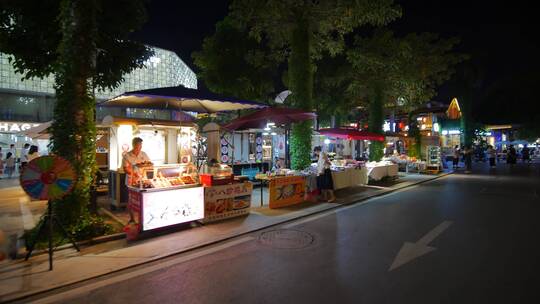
[133,0,539,123]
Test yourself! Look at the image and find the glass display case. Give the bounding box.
[135,163,199,190]
[426,145,441,171]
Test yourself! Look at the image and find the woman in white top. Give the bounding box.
[314,146,335,202]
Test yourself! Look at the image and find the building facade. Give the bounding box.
[0,46,197,151]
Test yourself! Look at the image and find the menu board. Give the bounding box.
[268,176,306,209]
[203,182,253,223]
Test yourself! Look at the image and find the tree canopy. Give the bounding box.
[192,17,278,102]
[347,29,466,111]
[0,0,152,89]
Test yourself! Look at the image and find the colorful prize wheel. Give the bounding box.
[20,156,76,200]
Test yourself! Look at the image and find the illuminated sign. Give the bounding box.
[442,130,461,135]
[141,186,204,231]
[0,122,40,133]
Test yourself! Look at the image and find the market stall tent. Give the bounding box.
[99,86,268,113]
[223,107,316,131]
[318,128,385,141]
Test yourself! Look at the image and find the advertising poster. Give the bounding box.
[128,187,205,231]
[268,176,306,209]
[203,182,253,223]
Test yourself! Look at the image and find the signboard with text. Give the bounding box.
[202,182,253,223]
[268,176,306,209]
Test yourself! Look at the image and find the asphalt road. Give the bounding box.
[30,162,540,304]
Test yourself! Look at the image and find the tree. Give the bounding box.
[229,0,401,169]
[347,30,466,160]
[0,0,151,238]
[192,17,279,102]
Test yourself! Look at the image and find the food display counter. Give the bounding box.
[365,161,399,181]
[330,159,369,190]
[127,164,204,231]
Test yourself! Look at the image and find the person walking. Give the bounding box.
[4,152,16,179]
[522,144,531,163]
[507,145,517,165]
[314,146,335,203]
[20,143,30,170]
[487,145,496,168]
[27,145,40,162]
[453,145,460,169]
[464,145,473,173]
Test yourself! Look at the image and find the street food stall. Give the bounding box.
[317,128,387,184]
[102,115,198,209]
[200,163,254,223]
[127,163,204,231]
[222,107,317,174]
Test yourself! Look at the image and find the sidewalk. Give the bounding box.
[0,171,450,302]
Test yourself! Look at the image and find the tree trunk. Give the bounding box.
[50,0,98,230]
[368,83,384,161]
[288,17,313,170]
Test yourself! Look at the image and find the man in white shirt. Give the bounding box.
[21,143,30,169]
[122,137,152,186]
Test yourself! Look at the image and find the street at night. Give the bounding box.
[2,1,540,303]
[18,161,538,304]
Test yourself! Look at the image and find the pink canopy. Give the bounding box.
[223,107,316,130]
[318,128,385,141]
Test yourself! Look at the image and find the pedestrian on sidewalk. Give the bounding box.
[507,145,517,165]
[453,145,460,169]
[314,146,335,203]
[27,145,40,162]
[4,152,15,178]
[20,143,30,170]
[487,145,496,168]
[464,145,473,173]
[522,144,531,163]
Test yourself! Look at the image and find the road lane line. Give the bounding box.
[31,236,254,304]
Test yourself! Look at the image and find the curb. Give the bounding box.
[4,172,451,303]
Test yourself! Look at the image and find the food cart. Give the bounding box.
[127,164,204,231]
[102,115,198,209]
[200,164,254,223]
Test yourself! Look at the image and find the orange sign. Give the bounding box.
[268,176,306,209]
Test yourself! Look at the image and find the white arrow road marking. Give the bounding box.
[389,221,453,271]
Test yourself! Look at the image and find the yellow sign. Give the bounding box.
[268,176,306,209]
[446,98,462,120]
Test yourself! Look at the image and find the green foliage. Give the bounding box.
[192,17,278,101]
[347,29,466,112]
[407,113,422,158]
[230,0,401,59]
[290,121,313,170]
[1,0,150,239]
[228,0,401,168]
[0,0,152,88]
[23,213,112,249]
[369,141,384,162]
[313,55,355,125]
[367,83,384,161]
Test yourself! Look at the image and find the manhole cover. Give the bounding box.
[258,229,314,249]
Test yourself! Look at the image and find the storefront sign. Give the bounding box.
[269,176,306,209]
[0,121,40,133]
[203,182,253,223]
[128,186,204,231]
